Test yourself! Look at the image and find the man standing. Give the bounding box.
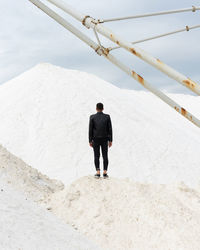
[89,103,113,179]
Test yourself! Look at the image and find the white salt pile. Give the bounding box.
[0,144,100,250]
[50,175,200,250]
[0,180,100,250]
[0,63,199,187]
[1,63,200,250]
[2,140,200,250]
[0,144,63,205]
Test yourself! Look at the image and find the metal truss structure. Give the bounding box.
[28,0,200,128]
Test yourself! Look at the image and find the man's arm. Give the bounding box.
[89,115,93,143]
[108,115,113,142]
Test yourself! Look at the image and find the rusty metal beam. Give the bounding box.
[28,0,200,128]
[106,53,200,128]
[85,20,200,96]
[46,0,200,96]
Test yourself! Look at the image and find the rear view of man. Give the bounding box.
[89,103,113,179]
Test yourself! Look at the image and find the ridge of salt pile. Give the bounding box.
[50,175,200,250]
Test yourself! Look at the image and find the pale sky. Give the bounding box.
[0,0,200,94]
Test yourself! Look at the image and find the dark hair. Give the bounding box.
[96,102,104,110]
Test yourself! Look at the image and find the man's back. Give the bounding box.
[89,103,112,178]
[89,111,112,142]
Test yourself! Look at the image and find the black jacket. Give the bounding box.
[89,111,113,142]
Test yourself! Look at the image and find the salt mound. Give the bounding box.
[0,179,100,250]
[0,143,64,204]
[0,63,200,187]
[49,175,200,250]
[0,144,100,249]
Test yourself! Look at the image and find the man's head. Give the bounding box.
[96,102,104,112]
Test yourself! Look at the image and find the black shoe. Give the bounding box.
[103,173,109,179]
[94,173,100,179]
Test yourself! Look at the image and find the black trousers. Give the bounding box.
[92,137,109,171]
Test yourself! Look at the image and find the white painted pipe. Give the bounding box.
[45,0,85,22]
[106,53,200,129]
[29,0,98,51]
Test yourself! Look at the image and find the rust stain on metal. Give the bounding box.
[181,107,187,116]
[183,79,196,89]
[95,46,100,53]
[175,107,193,121]
[109,35,121,48]
[129,48,141,58]
[94,46,110,57]
[131,71,144,85]
[157,59,164,64]
[138,74,144,85]
[103,47,110,56]
[130,48,137,55]
[174,106,179,112]
[131,70,136,78]
[82,15,90,27]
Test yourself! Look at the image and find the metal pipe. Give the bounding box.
[110,24,200,51]
[106,53,200,129]
[101,6,200,23]
[28,0,99,51]
[46,0,200,96]
[29,0,200,128]
[45,0,85,22]
[87,20,200,96]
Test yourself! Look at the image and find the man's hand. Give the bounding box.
[89,142,93,147]
[108,141,112,148]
